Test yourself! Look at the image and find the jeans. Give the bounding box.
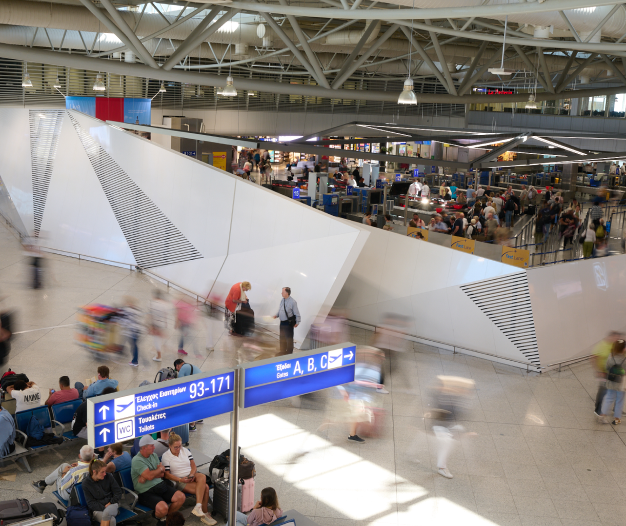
[225,511,247,526]
[279,321,294,355]
[601,389,625,419]
[128,334,139,364]
[75,382,84,400]
[595,383,607,414]
[93,504,119,526]
[178,324,191,350]
[505,210,513,228]
[433,426,454,469]
[45,463,71,501]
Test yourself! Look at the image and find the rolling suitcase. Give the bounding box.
[240,478,255,513]
[0,499,34,525]
[526,205,536,216]
[211,479,242,519]
[30,503,64,526]
[172,423,189,445]
[234,303,255,336]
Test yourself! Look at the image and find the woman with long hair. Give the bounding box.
[227,487,282,526]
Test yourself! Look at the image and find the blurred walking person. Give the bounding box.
[23,237,43,289]
[149,290,169,362]
[593,331,624,415]
[273,287,301,355]
[430,376,475,479]
[121,297,143,367]
[599,339,626,425]
[175,297,196,356]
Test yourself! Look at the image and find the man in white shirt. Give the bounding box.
[483,202,496,218]
[408,180,422,196]
[476,186,485,198]
[493,194,504,214]
[421,183,430,198]
[7,380,43,412]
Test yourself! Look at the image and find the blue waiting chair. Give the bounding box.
[266,518,295,526]
[116,468,153,515]
[51,399,84,441]
[71,483,138,524]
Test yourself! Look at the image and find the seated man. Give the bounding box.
[0,402,16,457]
[103,442,132,473]
[77,366,119,400]
[131,436,185,526]
[45,376,79,406]
[73,387,117,439]
[162,432,216,525]
[7,380,43,412]
[31,444,94,498]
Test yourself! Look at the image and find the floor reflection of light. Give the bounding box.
[526,414,545,425]
[214,413,500,524]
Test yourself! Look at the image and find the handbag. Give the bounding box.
[283,300,297,327]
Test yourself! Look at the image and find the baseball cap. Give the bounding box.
[139,435,156,447]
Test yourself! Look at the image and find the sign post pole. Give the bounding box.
[228,368,241,526]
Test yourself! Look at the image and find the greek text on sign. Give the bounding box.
[88,368,235,448]
[244,346,356,388]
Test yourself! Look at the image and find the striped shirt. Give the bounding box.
[58,461,90,500]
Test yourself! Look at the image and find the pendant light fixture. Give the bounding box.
[488,16,515,75]
[93,73,106,91]
[221,12,238,97]
[257,22,266,39]
[398,1,417,105]
[525,94,537,109]
[22,62,32,88]
[159,82,167,93]
[53,77,62,89]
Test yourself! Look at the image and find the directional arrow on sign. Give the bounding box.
[98,406,109,420]
[99,428,110,442]
[346,350,354,361]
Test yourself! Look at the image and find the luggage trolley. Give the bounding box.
[75,304,124,354]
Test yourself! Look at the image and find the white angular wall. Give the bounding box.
[0,108,369,348]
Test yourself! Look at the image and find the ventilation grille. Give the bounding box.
[68,112,203,269]
[29,109,64,236]
[460,273,540,366]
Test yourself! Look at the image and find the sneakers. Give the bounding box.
[438,468,453,479]
[598,415,609,424]
[348,434,365,443]
[191,505,205,518]
[152,356,162,362]
[178,349,188,355]
[201,515,217,526]
[31,480,46,493]
[129,362,138,367]
[613,418,622,425]
[189,423,197,432]
[376,387,390,394]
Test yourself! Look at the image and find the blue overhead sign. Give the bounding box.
[88,369,235,448]
[240,344,356,408]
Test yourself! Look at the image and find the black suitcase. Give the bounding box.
[212,479,242,519]
[234,303,255,336]
[31,503,64,526]
[0,499,34,525]
[526,205,536,216]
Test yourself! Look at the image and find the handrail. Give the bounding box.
[40,246,136,270]
[345,318,540,372]
[546,353,592,372]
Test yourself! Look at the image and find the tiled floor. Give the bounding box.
[1,220,625,526]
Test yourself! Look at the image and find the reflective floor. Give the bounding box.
[1,221,625,526]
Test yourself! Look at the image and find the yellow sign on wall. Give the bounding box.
[501,246,530,268]
[451,236,475,254]
[407,227,428,241]
[213,152,227,171]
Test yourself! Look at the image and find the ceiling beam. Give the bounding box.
[6,43,626,104]
[98,0,159,68]
[425,19,457,96]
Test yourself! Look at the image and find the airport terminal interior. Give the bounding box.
[3,1,626,525]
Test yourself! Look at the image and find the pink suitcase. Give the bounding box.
[240,478,255,513]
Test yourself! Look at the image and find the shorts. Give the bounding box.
[175,481,187,492]
[137,481,178,510]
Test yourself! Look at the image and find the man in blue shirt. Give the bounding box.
[76,365,118,400]
[466,186,475,207]
[104,442,132,473]
[0,404,16,458]
[173,359,200,377]
[273,287,301,355]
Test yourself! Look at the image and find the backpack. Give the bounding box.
[607,356,626,383]
[154,368,177,383]
[65,506,90,526]
[26,415,44,440]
